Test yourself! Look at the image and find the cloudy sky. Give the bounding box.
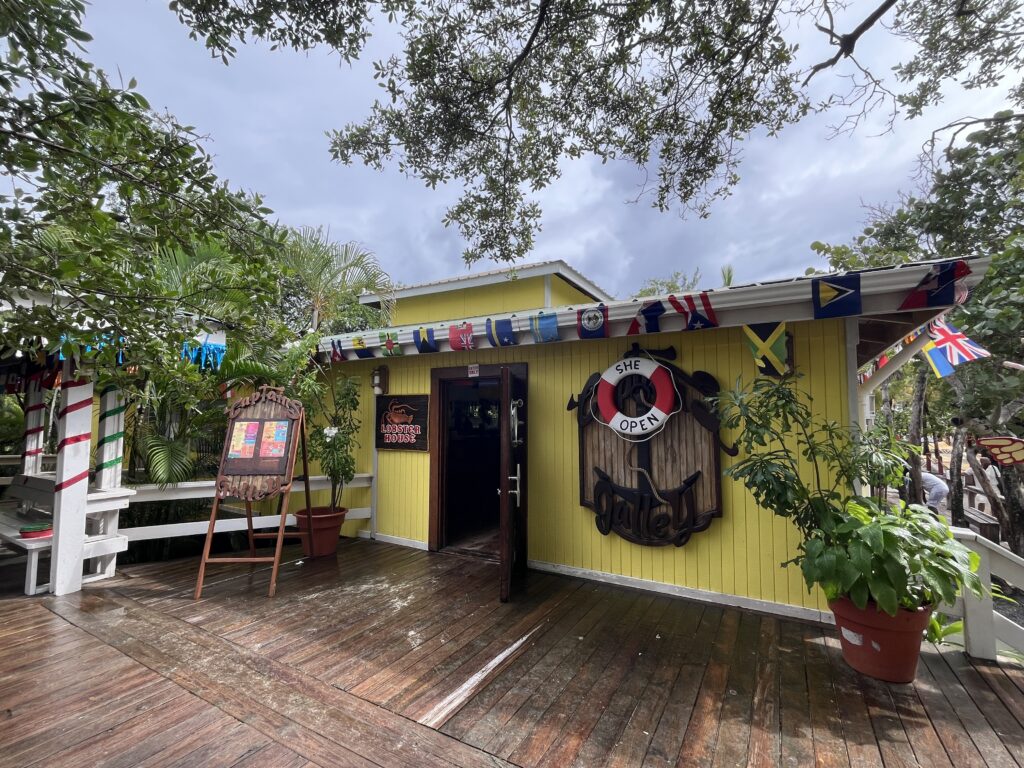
[83,2,1009,298]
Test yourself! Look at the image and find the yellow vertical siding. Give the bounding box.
[392,277,549,325]
[548,276,601,307]
[332,319,848,611]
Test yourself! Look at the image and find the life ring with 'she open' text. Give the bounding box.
[595,357,676,438]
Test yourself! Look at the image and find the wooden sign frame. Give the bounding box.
[375,395,429,451]
[194,385,315,598]
[567,345,738,548]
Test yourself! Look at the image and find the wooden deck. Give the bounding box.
[3,539,1024,766]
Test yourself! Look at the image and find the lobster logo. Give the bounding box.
[379,399,423,446]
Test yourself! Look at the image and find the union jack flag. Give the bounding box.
[928,319,990,366]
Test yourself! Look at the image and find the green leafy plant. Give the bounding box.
[717,374,984,616]
[926,614,964,646]
[302,372,361,514]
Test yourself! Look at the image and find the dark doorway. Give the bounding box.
[440,377,501,558]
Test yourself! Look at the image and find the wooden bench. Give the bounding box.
[965,506,1001,544]
[0,508,52,595]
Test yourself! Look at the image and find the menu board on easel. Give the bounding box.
[223,418,295,476]
[215,386,305,496]
[197,384,313,600]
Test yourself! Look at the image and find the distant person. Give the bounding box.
[920,471,949,514]
[980,455,1004,500]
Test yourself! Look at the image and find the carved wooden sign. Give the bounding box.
[216,386,304,501]
[567,345,737,547]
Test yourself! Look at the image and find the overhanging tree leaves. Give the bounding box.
[817,113,1024,549]
[171,0,1024,264]
[0,1,283,369]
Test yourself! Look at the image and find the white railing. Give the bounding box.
[120,473,374,541]
[0,454,56,485]
[945,527,1024,661]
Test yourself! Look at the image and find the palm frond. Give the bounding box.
[282,227,394,331]
[140,431,195,486]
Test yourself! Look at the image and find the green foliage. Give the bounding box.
[718,375,984,615]
[171,1,1024,265]
[0,1,283,372]
[279,227,393,335]
[925,614,964,646]
[0,395,25,455]
[815,112,1024,435]
[720,265,735,287]
[138,429,195,486]
[800,500,982,615]
[634,269,702,299]
[302,373,361,512]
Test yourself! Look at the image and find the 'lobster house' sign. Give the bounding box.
[376,395,429,451]
[567,344,736,547]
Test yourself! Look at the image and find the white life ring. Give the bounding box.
[595,357,676,438]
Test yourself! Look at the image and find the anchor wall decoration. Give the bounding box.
[567,344,737,547]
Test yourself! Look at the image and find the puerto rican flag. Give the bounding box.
[928,319,990,366]
[667,292,719,330]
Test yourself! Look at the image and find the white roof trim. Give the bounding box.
[360,259,613,305]
[324,257,991,359]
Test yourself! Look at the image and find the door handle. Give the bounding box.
[508,462,521,507]
[510,399,524,447]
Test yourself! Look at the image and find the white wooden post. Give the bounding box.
[963,542,998,660]
[20,372,46,476]
[94,386,125,490]
[90,385,126,578]
[50,361,94,596]
[371,446,378,540]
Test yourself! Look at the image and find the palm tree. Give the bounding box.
[720,264,735,287]
[281,227,394,335]
[133,231,394,484]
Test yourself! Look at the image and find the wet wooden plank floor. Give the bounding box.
[3,538,1024,766]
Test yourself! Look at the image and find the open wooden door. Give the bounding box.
[499,366,528,602]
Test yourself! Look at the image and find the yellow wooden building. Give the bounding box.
[319,258,988,622]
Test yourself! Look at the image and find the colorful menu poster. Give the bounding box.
[259,420,289,458]
[228,421,259,459]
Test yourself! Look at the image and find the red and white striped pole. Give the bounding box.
[20,371,46,476]
[50,359,94,595]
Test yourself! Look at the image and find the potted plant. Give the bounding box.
[295,371,361,557]
[717,374,984,682]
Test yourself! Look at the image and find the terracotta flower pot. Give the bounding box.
[295,506,347,558]
[829,596,933,683]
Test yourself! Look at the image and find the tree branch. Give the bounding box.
[803,0,898,86]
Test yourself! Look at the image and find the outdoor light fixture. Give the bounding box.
[372,365,389,396]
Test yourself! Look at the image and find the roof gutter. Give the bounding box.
[324,257,991,358]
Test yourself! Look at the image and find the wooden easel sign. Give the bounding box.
[194,385,313,598]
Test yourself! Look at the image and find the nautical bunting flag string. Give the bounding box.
[668,292,718,330]
[449,323,475,351]
[812,274,862,319]
[683,292,718,330]
[627,300,666,335]
[486,318,517,347]
[743,323,791,377]
[577,305,609,339]
[379,331,403,357]
[351,336,376,359]
[530,312,560,343]
[330,339,346,363]
[414,327,438,353]
[899,260,971,310]
[181,332,227,370]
